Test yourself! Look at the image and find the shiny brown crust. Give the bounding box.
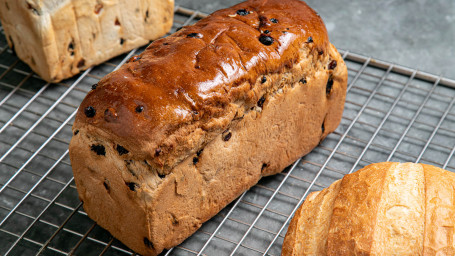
[282,162,455,256]
[73,0,331,174]
[69,0,348,255]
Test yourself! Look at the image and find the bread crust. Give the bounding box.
[69,0,348,255]
[282,162,455,256]
[72,0,336,175]
[0,0,174,82]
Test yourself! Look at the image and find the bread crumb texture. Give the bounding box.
[282,162,455,256]
[0,0,174,82]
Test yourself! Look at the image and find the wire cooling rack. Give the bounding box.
[1,5,455,256]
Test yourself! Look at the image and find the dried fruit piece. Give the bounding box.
[91,144,106,156]
[135,105,144,113]
[236,9,249,16]
[223,132,232,141]
[84,106,96,117]
[257,96,266,108]
[329,60,337,70]
[259,35,274,46]
[116,145,129,155]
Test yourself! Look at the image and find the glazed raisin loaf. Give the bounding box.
[69,0,348,255]
[0,0,174,82]
[282,162,455,256]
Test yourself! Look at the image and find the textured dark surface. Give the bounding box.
[176,0,455,80]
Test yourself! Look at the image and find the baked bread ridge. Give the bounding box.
[282,162,455,256]
[69,0,348,255]
[0,0,174,82]
[71,0,336,176]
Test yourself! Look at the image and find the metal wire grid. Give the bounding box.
[0,5,455,256]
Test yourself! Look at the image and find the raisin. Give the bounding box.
[74,130,79,135]
[236,9,249,16]
[318,50,324,55]
[187,33,201,38]
[307,36,313,43]
[158,173,166,179]
[155,148,162,156]
[84,106,96,118]
[116,145,129,155]
[146,10,149,18]
[321,122,325,133]
[196,148,204,156]
[259,35,274,46]
[103,180,110,192]
[115,18,120,26]
[77,59,85,68]
[193,157,199,165]
[328,60,337,70]
[261,163,268,171]
[264,30,270,34]
[91,84,98,90]
[261,76,267,83]
[125,182,138,191]
[223,132,232,141]
[68,41,74,56]
[135,105,144,113]
[270,18,278,23]
[91,144,106,156]
[257,96,266,108]
[120,38,125,45]
[300,78,307,84]
[144,238,154,249]
[326,79,334,95]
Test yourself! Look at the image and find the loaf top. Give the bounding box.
[73,0,331,172]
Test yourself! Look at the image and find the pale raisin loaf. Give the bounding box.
[69,0,348,255]
[282,162,455,256]
[0,0,174,82]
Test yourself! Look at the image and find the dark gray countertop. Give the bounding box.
[176,0,455,80]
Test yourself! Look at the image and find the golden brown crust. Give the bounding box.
[282,162,455,256]
[0,0,174,82]
[422,164,455,255]
[73,0,332,173]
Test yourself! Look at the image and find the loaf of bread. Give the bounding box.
[282,162,455,256]
[0,0,174,82]
[68,0,347,254]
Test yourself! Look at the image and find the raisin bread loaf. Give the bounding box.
[0,0,174,82]
[282,162,455,256]
[69,0,348,255]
